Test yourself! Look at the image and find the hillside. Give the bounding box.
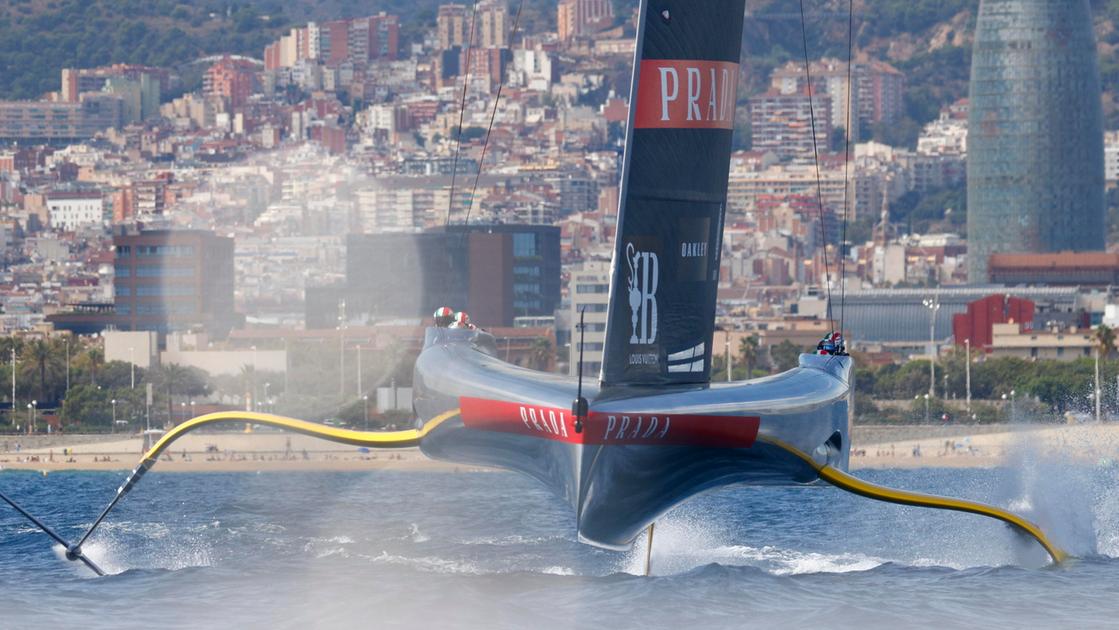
[0,0,1116,135]
[0,0,560,100]
[740,0,1119,139]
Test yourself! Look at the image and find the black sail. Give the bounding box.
[601,0,746,387]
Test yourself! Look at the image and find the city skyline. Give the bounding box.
[0,2,1115,389]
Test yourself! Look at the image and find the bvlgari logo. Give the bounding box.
[626,242,659,345]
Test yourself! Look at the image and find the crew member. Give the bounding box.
[434,306,455,328]
[451,311,476,330]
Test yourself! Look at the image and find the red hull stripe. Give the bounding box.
[458,397,759,448]
[633,60,740,130]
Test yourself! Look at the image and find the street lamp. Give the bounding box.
[250,345,258,407]
[26,402,32,434]
[362,394,369,431]
[180,401,187,423]
[964,338,972,414]
[1095,346,1102,423]
[725,332,732,383]
[190,400,196,419]
[922,296,940,398]
[111,398,117,433]
[338,299,347,399]
[923,393,930,423]
[10,347,16,429]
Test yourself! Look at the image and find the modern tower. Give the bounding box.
[967,0,1105,283]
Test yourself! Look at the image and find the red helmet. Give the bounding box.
[454,311,471,326]
[434,306,455,327]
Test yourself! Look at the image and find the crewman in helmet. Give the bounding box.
[434,306,455,328]
[816,332,847,356]
[451,311,476,330]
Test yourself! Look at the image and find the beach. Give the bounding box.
[0,431,487,473]
[1,423,1117,473]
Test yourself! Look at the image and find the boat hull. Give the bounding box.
[412,328,852,549]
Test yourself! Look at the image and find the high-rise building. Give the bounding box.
[749,89,832,160]
[770,58,906,140]
[437,4,468,50]
[265,14,398,70]
[307,225,560,329]
[557,0,615,41]
[567,260,610,377]
[0,96,123,142]
[109,229,236,337]
[203,57,256,109]
[53,236,217,334]
[477,1,509,49]
[967,0,1105,282]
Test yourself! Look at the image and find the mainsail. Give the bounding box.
[601,0,746,387]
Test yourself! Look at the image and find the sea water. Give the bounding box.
[3,464,1119,629]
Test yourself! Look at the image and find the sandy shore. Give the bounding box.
[0,432,490,473]
[851,424,1119,469]
[2,424,1118,473]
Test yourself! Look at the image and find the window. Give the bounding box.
[115,286,131,297]
[576,283,608,294]
[137,245,196,257]
[512,233,536,257]
[137,265,194,278]
[135,285,195,297]
[116,304,130,315]
[114,266,130,278]
[514,283,541,295]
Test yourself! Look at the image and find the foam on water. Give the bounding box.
[999,425,1118,559]
[367,550,484,575]
[619,514,886,576]
[13,469,1119,628]
[408,523,429,543]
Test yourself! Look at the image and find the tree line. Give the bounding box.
[0,336,210,432]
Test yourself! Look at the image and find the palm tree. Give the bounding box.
[738,335,760,379]
[1096,324,1115,360]
[239,364,257,408]
[530,338,553,372]
[86,347,104,386]
[158,363,192,425]
[23,339,61,404]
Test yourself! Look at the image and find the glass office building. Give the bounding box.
[967,0,1105,282]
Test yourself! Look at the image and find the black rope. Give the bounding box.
[445,0,480,228]
[838,0,854,337]
[464,0,526,228]
[798,0,833,323]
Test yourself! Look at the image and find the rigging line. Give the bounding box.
[445,0,480,228]
[464,0,526,228]
[838,0,854,337]
[797,0,834,323]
